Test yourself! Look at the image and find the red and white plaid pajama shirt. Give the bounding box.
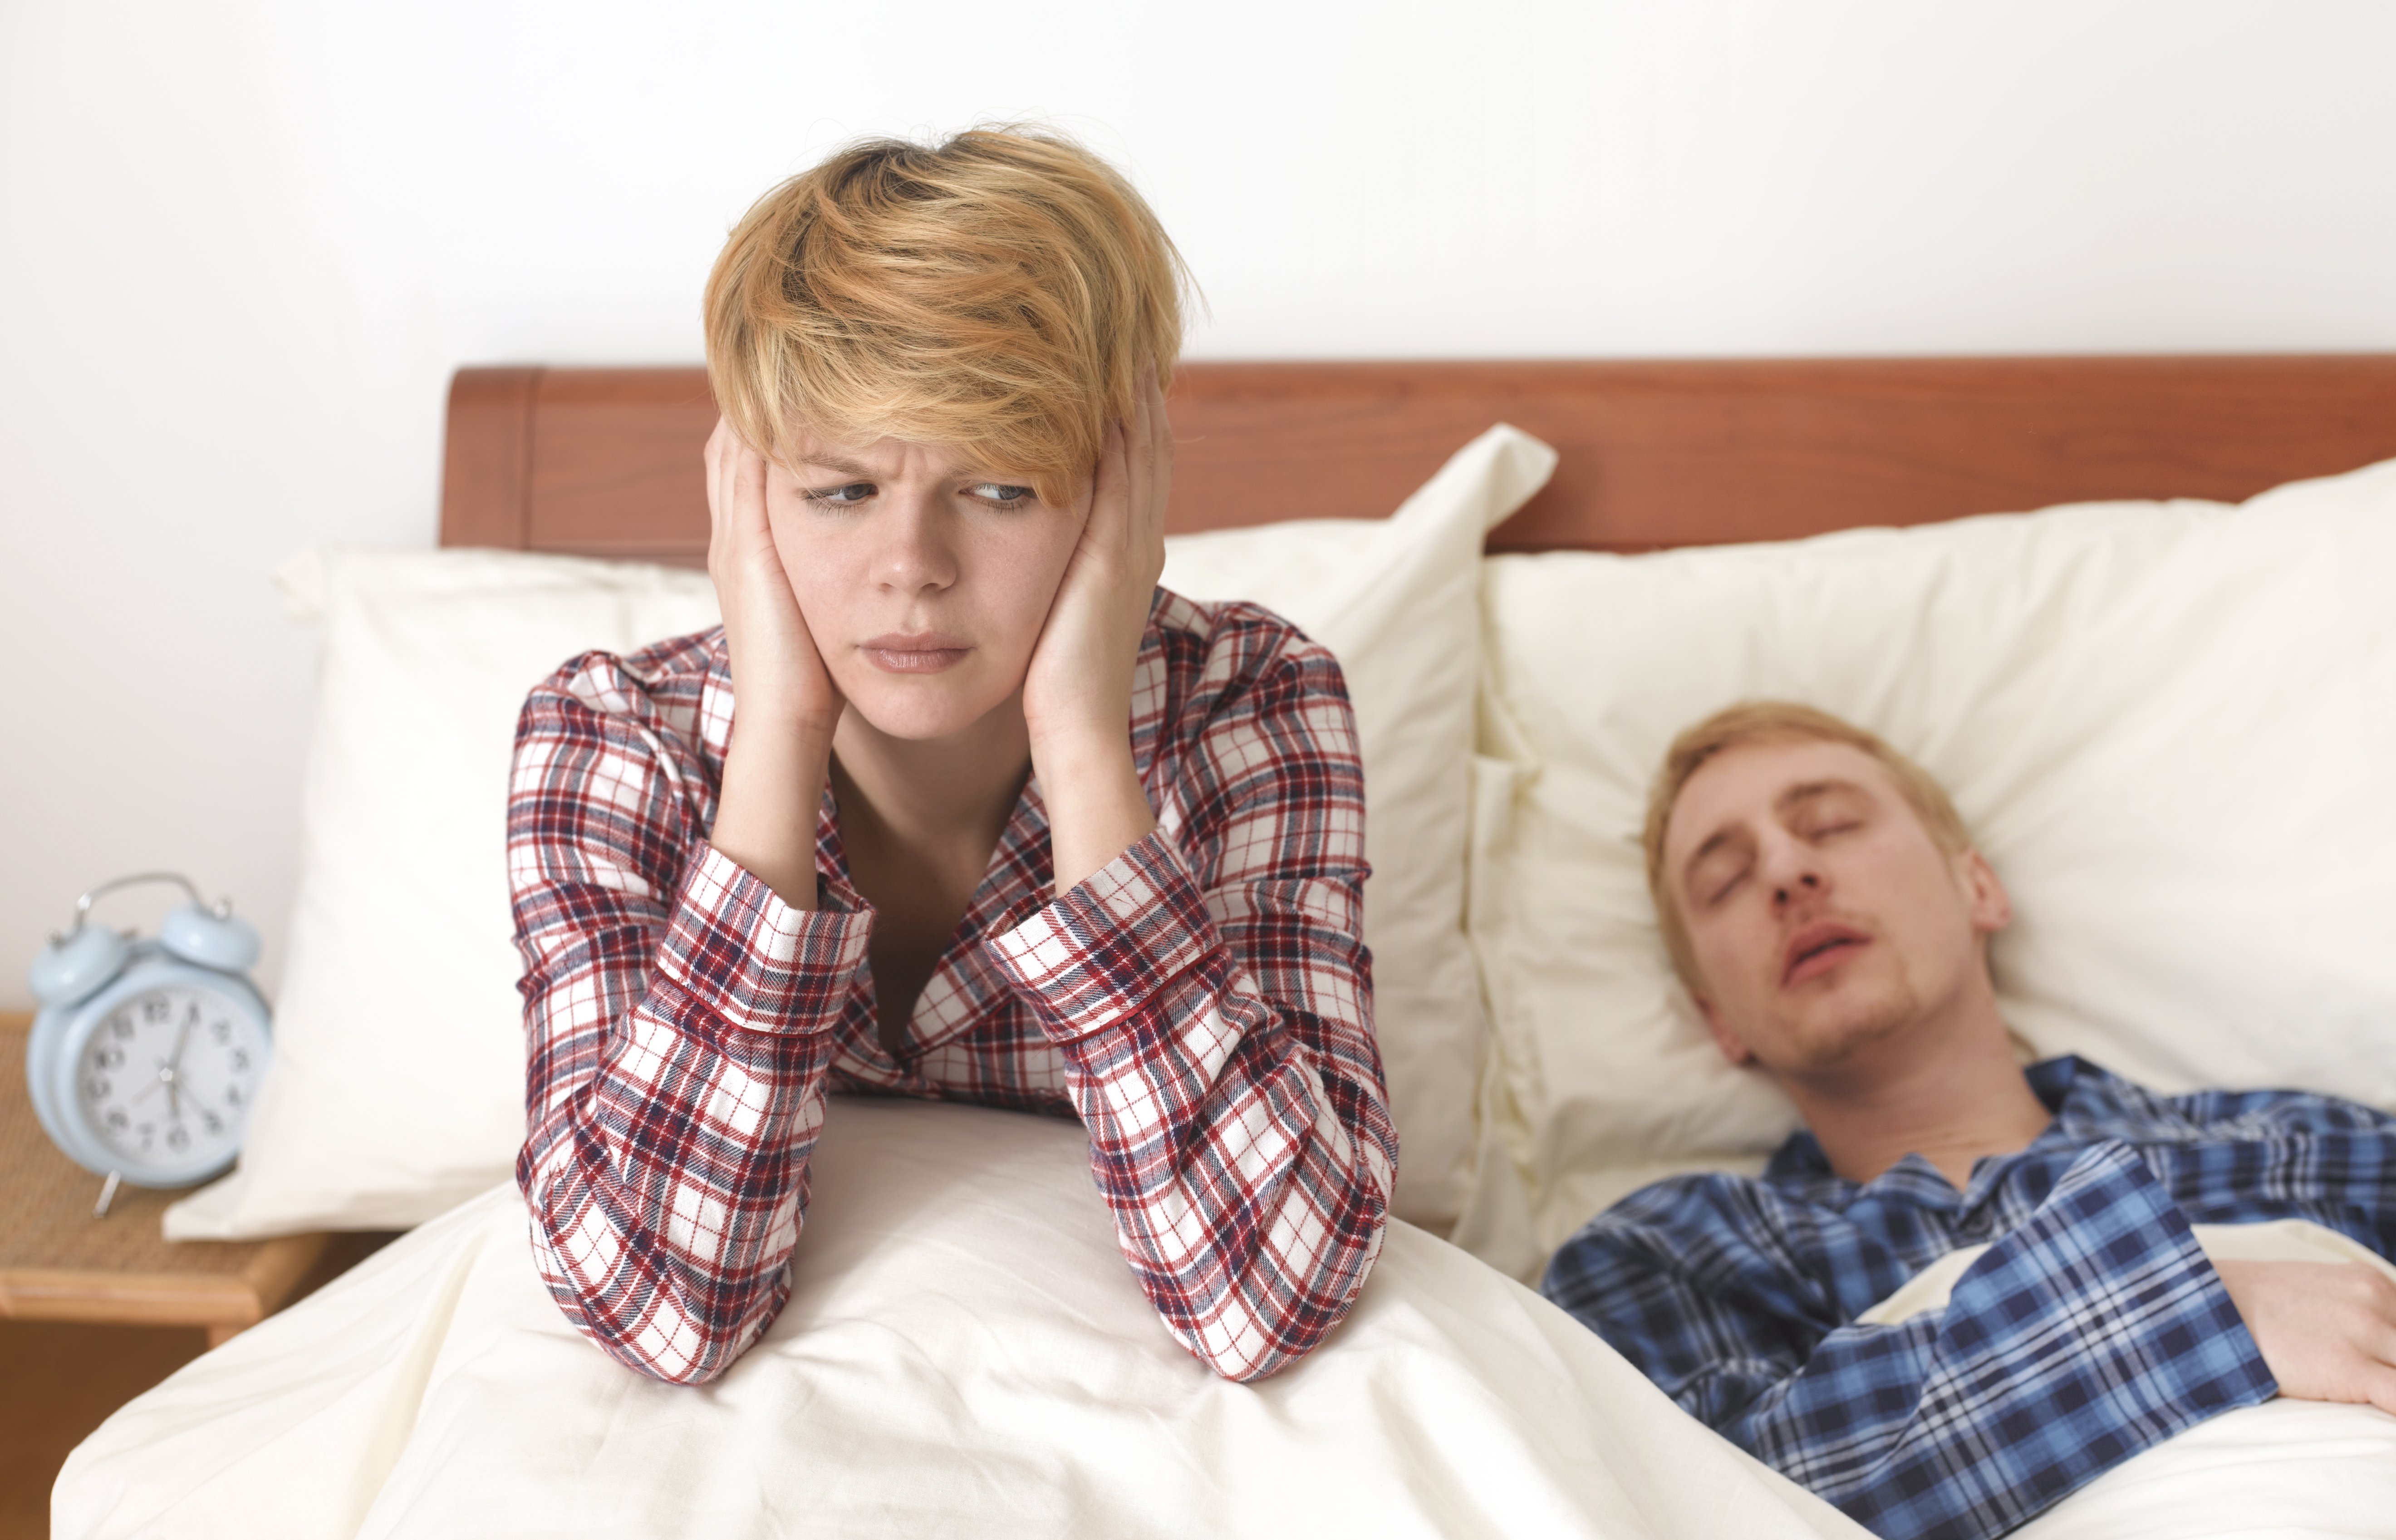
[508,590,1396,1384]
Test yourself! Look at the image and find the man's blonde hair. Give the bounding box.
[1644,701,1976,991]
[704,127,1191,507]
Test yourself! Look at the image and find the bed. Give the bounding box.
[54,356,2396,1538]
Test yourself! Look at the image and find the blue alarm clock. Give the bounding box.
[26,872,274,1192]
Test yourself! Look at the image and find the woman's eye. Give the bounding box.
[968,482,1036,506]
[803,482,875,506]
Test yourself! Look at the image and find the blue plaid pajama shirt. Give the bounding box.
[1542,1056,2396,1539]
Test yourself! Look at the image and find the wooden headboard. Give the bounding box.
[439,358,2396,560]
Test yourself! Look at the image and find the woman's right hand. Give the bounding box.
[706,417,843,736]
[705,417,840,910]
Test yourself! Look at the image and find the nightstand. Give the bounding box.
[1,1011,364,1347]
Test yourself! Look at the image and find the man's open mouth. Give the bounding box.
[1782,923,1870,986]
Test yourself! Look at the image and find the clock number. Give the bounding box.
[167,1126,190,1152]
[106,1109,128,1130]
[230,1049,250,1072]
[211,1020,230,1044]
[201,1109,224,1136]
[143,997,169,1024]
[111,1017,134,1040]
[226,1084,244,1108]
[85,1075,111,1100]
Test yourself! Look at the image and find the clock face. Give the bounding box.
[76,982,268,1174]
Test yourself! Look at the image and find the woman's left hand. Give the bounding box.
[1024,369,1172,890]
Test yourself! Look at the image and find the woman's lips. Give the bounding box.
[859,633,971,674]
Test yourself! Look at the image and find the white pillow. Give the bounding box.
[167,426,1556,1239]
[1456,458,2396,1275]
[165,551,724,1236]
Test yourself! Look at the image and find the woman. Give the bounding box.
[507,129,1395,1385]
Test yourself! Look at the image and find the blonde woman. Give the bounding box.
[506,130,1394,1384]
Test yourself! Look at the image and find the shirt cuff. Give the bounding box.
[654,843,871,1035]
[984,829,1216,1043]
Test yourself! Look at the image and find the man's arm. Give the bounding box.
[1545,1142,2276,1540]
[2215,1258,2396,1413]
[2150,1081,2396,1414]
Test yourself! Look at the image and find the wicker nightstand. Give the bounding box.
[1,1011,363,1347]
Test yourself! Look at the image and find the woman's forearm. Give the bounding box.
[984,832,1392,1382]
[712,712,834,909]
[1033,726,1157,894]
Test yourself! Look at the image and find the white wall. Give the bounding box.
[4,0,2393,1007]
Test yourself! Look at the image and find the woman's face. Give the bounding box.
[765,429,1087,742]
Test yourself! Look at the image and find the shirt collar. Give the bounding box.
[1762,1054,2111,1185]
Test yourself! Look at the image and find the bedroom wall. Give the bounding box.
[2,0,2393,1009]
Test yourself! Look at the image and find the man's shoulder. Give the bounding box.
[1539,1162,1853,1321]
[1559,1163,1832,1255]
[2047,1054,2396,1142]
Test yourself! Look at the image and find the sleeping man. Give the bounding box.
[1540,701,2396,1540]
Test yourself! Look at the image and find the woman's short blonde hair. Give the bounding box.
[703,127,1191,507]
[1643,701,1976,991]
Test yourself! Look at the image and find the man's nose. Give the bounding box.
[1762,838,1828,908]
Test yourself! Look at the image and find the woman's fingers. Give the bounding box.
[732,436,770,541]
[1125,371,1152,505]
[705,418,731,559]
[1139,370,1171,551]
[1086,416,1129,550]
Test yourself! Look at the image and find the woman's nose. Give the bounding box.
[873,493,958,593]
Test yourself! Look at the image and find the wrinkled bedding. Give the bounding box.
[58,1097,2396,1537]
[1865,1220,2396,1540]
[56,1098,1860,1540]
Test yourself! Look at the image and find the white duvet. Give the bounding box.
[56,1098,1859,1540]
[59,1096,2396,1538]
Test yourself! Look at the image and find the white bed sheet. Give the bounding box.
[57,1097,1859,1540]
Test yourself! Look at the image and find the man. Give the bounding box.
[1540,701,2396,1540]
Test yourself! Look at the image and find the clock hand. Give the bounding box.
[133,1065,183,1117]
[163,1013,195,1121]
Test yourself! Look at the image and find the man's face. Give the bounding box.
[1662,736,2010,1078]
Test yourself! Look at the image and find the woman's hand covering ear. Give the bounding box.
[704,416,841,909]
[706,418,845,737]
[1023,372,1172,893]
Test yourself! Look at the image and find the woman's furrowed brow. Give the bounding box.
[794,455,879,481]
